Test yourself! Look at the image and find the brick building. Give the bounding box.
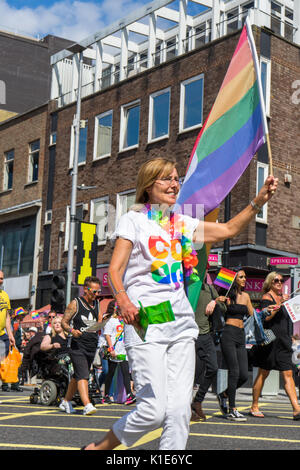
[0,29,73,308]
[0,104,48,308]
[37,0,300,309]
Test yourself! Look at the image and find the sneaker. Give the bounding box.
[10,384,23,392]
[124,393,136,405]
[217,393,228,416]
[59,400,76,414]
[101,395,112,404]
[83,403,97,415]
[1,384,9,392]
[227,409,247,422]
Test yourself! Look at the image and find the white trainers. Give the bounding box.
[59,400,76,414]
[226,409,247,422]
[83,403,97,415]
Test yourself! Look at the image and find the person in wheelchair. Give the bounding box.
[40,315,68,355]
[30,316,73,406]
[40,315,73,379]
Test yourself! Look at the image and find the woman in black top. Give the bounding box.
[251,272,300,420]
[40,316,68,354]
[219,269,254,422]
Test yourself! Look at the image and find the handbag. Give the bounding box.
[244,309,276,346]
[0,346,22,383]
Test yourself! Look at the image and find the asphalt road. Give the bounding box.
[0,386,300,456]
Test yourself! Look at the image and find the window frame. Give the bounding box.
[115,189,136,225]
[28,140,40,183]
[148,87,171,143]
[119,99,141,152]
[64,203,84,251]
[90,196,109,245]
[256,162,269,224]
[260,56,271,117]
[179,74,204,133]
[3,149,14,191]
[93,110,113,161]
[69,121,88,168]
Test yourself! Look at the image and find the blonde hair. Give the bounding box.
[262,272,282,294]
[51,316,62,336]
[135,158,177,204]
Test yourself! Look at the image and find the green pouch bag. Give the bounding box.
[134,300,175,341]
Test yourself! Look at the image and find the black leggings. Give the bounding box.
[104,359,132,396]
[220,324,248,409]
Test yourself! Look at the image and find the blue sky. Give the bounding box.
[0,0,206,41]
[0,0,151,40]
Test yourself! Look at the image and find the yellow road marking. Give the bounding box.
[0,410,56,421]
[0,443,79,450]
[191,420,299,428]
[189,432,300,443]
[0,423,109,432]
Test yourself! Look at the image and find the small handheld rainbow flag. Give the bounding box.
[14,307,26,316]
[31,310,40,319]
[214,268,236,291]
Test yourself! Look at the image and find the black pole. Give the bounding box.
[223,193,231,268]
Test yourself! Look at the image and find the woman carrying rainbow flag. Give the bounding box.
[82,157,277,450]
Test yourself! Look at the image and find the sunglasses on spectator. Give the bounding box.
[273,278,283,284]
[87,287,101,294]
[48,315,56,319]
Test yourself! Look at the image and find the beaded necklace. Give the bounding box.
[144,203,199,283]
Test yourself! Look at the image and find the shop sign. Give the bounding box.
[270,257,298,266]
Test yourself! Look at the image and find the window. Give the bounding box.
[260,57,271,116]
[0,216,36,277]
[28,140,40,182]
[271,1,282,35]
[94,110,113,160]
[148,88,170,142]
[166,37,177,61]
[50,112,57,145]
[256,162,268,223]
[102,66,112,89]
[195,24,206,48]
[227,8,239,33]
[116,190,136,223]
[64,204,84,251]
[69,121,88,167]
[3,149,14,191]
[120,100,140,151]
[90,197,109,244]
[180,75,204,132]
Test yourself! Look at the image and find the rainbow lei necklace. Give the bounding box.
[144,204,199,283]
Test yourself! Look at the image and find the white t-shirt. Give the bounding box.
[104,317,127,362]
[112,209,199,347]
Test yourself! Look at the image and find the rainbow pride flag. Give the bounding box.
[176,18,267,310]
[31,310,40,319]
[176,18,266,217]
[14,307,26,317]
[214,267,237,290]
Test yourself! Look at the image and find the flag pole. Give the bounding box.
[245,16,273,176]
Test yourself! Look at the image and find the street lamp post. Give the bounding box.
[66,43,85,306]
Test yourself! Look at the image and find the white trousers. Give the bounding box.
[112,336,195,450]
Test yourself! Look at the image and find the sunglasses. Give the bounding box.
[273,278,283,284]
[48,315,56,319]
[87,287,101,294]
